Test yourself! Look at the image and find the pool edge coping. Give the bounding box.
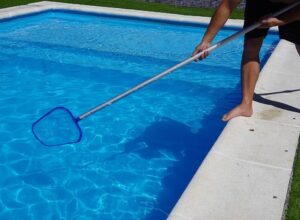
[1,2,299,220]
[168,41,300,219]
[1,1,244,27]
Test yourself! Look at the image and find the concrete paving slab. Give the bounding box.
[256,41,300,92]
[257,40,300,76]
[256,74,300,93]
[253,102,300,127]
[253,40,300,126]
[212,117,300,169]
[168,151,292,220]
[28,1,244,27]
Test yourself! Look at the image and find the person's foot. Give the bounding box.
[222,104,253,122]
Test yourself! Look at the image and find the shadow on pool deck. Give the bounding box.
[254,90,300,114]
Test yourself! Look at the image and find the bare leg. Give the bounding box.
[222,37,264,121]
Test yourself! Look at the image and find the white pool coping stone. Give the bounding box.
[1,2,299,220]
[1,1,244,26]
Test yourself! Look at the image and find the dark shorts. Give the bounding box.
[244,0,300,44]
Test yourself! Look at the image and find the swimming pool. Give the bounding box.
[0,10,278,219]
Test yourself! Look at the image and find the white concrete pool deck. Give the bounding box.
[1,2,299,220]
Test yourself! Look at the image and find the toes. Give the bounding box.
[222,116,229,122]
[222,114,229,122]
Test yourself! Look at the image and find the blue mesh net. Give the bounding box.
[32,107,82,146]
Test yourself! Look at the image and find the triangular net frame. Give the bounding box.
[32,107,82,146]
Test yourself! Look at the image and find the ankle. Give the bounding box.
[240,100,253,108]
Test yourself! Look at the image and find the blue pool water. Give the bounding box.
[0,10,278,219]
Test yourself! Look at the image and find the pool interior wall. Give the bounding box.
[0,10,279,219]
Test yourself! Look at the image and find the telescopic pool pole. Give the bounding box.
[78,1,300,120]
[32,1,300,146]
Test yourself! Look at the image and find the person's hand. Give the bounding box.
[192,41,211,62]
[260,17,285,28]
